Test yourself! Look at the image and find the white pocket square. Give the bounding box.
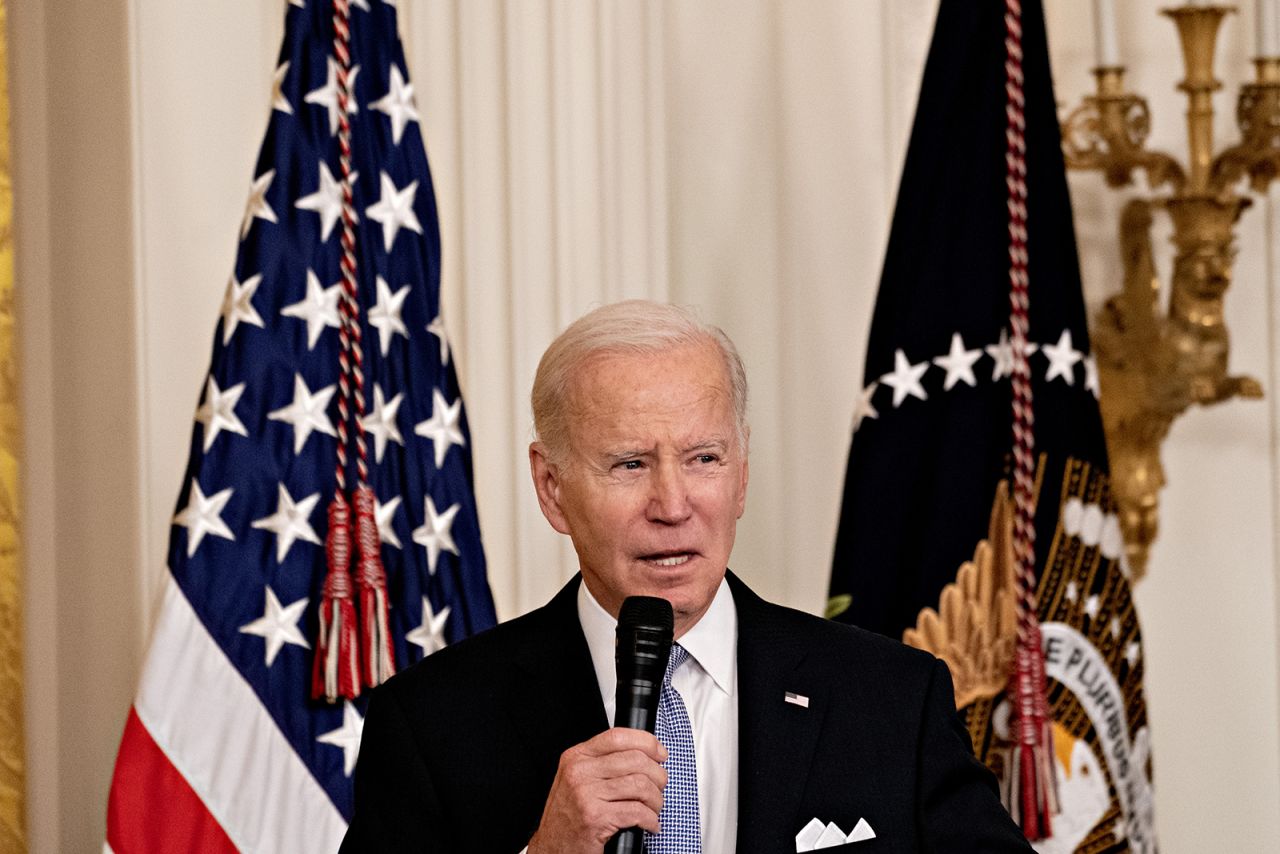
[795,816,877,851]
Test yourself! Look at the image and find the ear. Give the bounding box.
[529,442,572,535]
[735,454,750,519]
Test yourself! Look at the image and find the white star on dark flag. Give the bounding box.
[173,481,236,557]
[369,276,410,355]
[271,62,293,115]
[251,484,322,563]
[413,495,460,575]
[240,170,278,240]
[304,58,361,136]
[426,313,451,366]
[221,274,265,345]
[366,171,423,251]
[360,385,405,463]
[1043,329,1083,385]
[880,349,929,408]
[414,389,466,467]
[374,495,403,549]
[281,269,342,350]
[932,332,983,391]
[317,702,364,777]
[370,64,420,145]
[194,376,248,452]
[268,374,338,454]
[985,329,1014,381]
[406,596,450,656]
[295,161,357,243]
[240,587,310,667]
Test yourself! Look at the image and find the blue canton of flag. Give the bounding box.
[106,2,497,850]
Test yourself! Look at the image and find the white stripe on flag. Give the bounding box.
[134,577,348,853]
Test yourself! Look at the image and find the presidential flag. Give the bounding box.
[827,1,1154,851]
[105,2,496,850]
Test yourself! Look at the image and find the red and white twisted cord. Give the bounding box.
[332,0,369,491]
[1004,0,1058,839]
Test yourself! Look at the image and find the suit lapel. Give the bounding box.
[506,576,610,796]
[729,572,831,853]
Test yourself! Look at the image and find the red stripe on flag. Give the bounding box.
[106,707,239,854]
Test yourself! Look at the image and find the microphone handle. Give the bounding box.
[606,677,662,854]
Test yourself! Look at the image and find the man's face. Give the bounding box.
[530,340,749,637]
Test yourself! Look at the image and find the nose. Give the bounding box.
[646,461,692,524]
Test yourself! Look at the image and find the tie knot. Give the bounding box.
[664,643,688,686]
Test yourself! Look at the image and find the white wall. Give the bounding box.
[13,1,1279,851]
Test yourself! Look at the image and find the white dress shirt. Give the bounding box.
[579,578,740,852]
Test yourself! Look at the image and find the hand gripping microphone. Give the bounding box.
[605,596,674,854]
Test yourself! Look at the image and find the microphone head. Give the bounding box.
[614,596,674,732]
[617,595,674,638]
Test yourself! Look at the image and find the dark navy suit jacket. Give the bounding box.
[341,572,1033,853]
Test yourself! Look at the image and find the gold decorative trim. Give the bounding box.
[0,0,27,847]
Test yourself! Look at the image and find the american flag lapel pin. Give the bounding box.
[784,691,810,708]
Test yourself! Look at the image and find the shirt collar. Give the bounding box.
[577,576,738,708]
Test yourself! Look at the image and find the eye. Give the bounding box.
[694,453,718,465]
[617,459,644,471]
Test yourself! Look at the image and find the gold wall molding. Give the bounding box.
[0,0,27,847]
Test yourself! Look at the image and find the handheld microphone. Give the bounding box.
[606,596,674,854]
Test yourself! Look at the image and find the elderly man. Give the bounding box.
[341,301,1032,853]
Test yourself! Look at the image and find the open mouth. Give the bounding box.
[643,552,694,567]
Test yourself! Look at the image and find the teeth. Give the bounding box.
[650,554,690,567]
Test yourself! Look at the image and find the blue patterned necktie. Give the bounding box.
[645,643,701,854]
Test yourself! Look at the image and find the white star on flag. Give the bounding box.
[239,587,310,667]
[351,0,371,9]
[370,64,420,145]
[1084,354,1101,398]
[374,495,403,549]
[880,349,929,408]
[271,62,293,114]
[852,382,878,433]
[1065,580,1079,603]
[932,332,984,391]
[295,161,357,242]
[251,484,322,563]
[317,702,364,777]
[194,376,248,452]
[414,389,466,468]
[240,170,278,240]
[268,374,338,454]
[1042,329,1084,385]
[985,329,1014,381]
[426,314,451,366]
[288,0,305,7]
[366,172,423,251]
[413,495,460,575]
[369,276,410,355]
[360,385,405,463]
[304,58,360,136]
[281,269,342,350]
[406,596,451,656]
[173,480,236,557]
[221,273,266,345]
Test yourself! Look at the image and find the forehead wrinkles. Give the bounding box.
[564,347,734,446]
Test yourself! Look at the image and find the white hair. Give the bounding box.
[531,300,749,464]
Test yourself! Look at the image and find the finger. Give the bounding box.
[586,749,668,789]
[581,727,667,761]
[597,772,665,814]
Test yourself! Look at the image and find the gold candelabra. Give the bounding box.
[1061,4,1274,579]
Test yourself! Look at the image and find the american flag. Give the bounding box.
[105,1,497,850]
